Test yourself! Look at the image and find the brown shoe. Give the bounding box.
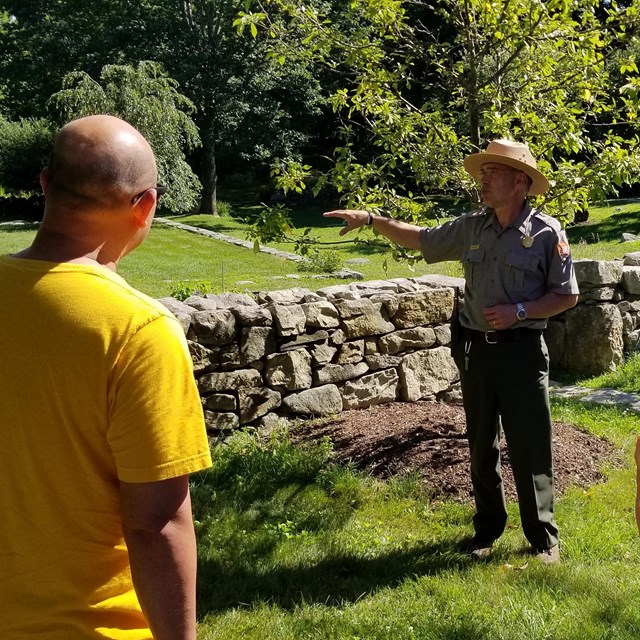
[535,545,560,565]
[461,536,494,559]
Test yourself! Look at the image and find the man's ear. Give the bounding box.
[40,167,50,192]
[130,189,156,229]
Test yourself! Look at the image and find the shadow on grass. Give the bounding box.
[196,537,471,617]
[567,209,640,245]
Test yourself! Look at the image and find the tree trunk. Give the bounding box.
[199,131,218,216]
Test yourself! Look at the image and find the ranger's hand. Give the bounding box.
[323,209,369,236]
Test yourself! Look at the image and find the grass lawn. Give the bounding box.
[3,198,640,298]
[192,398,640,639]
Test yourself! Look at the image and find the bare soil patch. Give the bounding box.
[293,400,618,502]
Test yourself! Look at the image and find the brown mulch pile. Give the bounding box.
[292,400,619,503]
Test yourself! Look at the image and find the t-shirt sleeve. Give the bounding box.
[547,228,580,295]
[107,314,212,483]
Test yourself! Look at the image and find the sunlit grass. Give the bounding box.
[193,402,640,639]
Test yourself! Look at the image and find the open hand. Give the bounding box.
[323,209,369,236]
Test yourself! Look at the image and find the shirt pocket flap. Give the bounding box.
[463,248,485,264]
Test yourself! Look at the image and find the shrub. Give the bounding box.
[0,117,55,195]
[297,249,343,273]
[169,279,214,301]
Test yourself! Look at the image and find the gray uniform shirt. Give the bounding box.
[420,202,579,331]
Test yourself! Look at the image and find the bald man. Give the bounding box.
[0,115,212,639]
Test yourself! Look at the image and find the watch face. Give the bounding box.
[517,310,526,320]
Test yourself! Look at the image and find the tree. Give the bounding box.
[0,116,54,193]
[147,0,324,215]
[240,0,640,235]
[49,61,202,214]
[0,0,325,216]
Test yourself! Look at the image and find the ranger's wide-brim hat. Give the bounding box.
[463,139,550,196]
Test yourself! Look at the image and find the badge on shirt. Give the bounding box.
[522,235,534,248]
[557,242,570,260]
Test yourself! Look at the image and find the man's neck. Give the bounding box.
[492,199,527,229]
[13,227,118,271]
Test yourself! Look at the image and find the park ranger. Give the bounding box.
[324,139,580,564]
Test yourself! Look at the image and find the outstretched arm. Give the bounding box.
[323,209,423,250]
[120,475,198,640]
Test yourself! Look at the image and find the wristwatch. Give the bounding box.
[515,303,527,321]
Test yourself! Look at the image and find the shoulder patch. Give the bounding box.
[557,241,570,261]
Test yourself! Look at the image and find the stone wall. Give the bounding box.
[159,257,640,435]
[160,275,463,435]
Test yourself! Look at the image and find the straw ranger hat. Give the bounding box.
[463,139,549,195]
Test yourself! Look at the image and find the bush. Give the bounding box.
[0,117,55,195]
[297,249,343,273]
[169,279,214,301]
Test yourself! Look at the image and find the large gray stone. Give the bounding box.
[204,393,237,412]
[378,327,437,355]
[334,299,395,338]
[240,326,276,364]
[622,266,640,295]
[565,304,624,374]
[260,288,312,304]
[189,309,237,347]
[399,347,459,401]
[205,292,257,308]
[265,349,313,391]
[184,295,218,311]
[313,362,369,385]
[281,384,342,415]
[231,306,273,327]
[310,342,337,366]
[301,300,340,328]
[573,259,623,288]
[198,369,263,393]
[335,340,365,364]
[238,387,282,423]
[340,369,400,409]
[188,341,219,373]
[204,410,239,431]
[393,289,455,328]
[623,251,640,266]
[269,304,307,336]
[158,297,197,316]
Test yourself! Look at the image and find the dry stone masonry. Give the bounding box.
[159,256,640,436]
[160,275,463,436]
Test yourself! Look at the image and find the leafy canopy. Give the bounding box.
[49,61,202,214]
[241,0,640,236]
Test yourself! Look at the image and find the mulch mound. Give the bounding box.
[292,400,619,503]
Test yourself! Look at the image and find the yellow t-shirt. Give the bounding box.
[0,256,212,639]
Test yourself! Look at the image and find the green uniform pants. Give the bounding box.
[454,329,558,550]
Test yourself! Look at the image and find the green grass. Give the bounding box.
[192,400,640,639]
[3,198,640,297]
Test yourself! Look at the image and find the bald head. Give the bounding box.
[45,115,158,212]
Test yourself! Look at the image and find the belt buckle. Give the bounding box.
[485,331,498,344]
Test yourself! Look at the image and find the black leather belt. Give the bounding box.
[464,328,542,344]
